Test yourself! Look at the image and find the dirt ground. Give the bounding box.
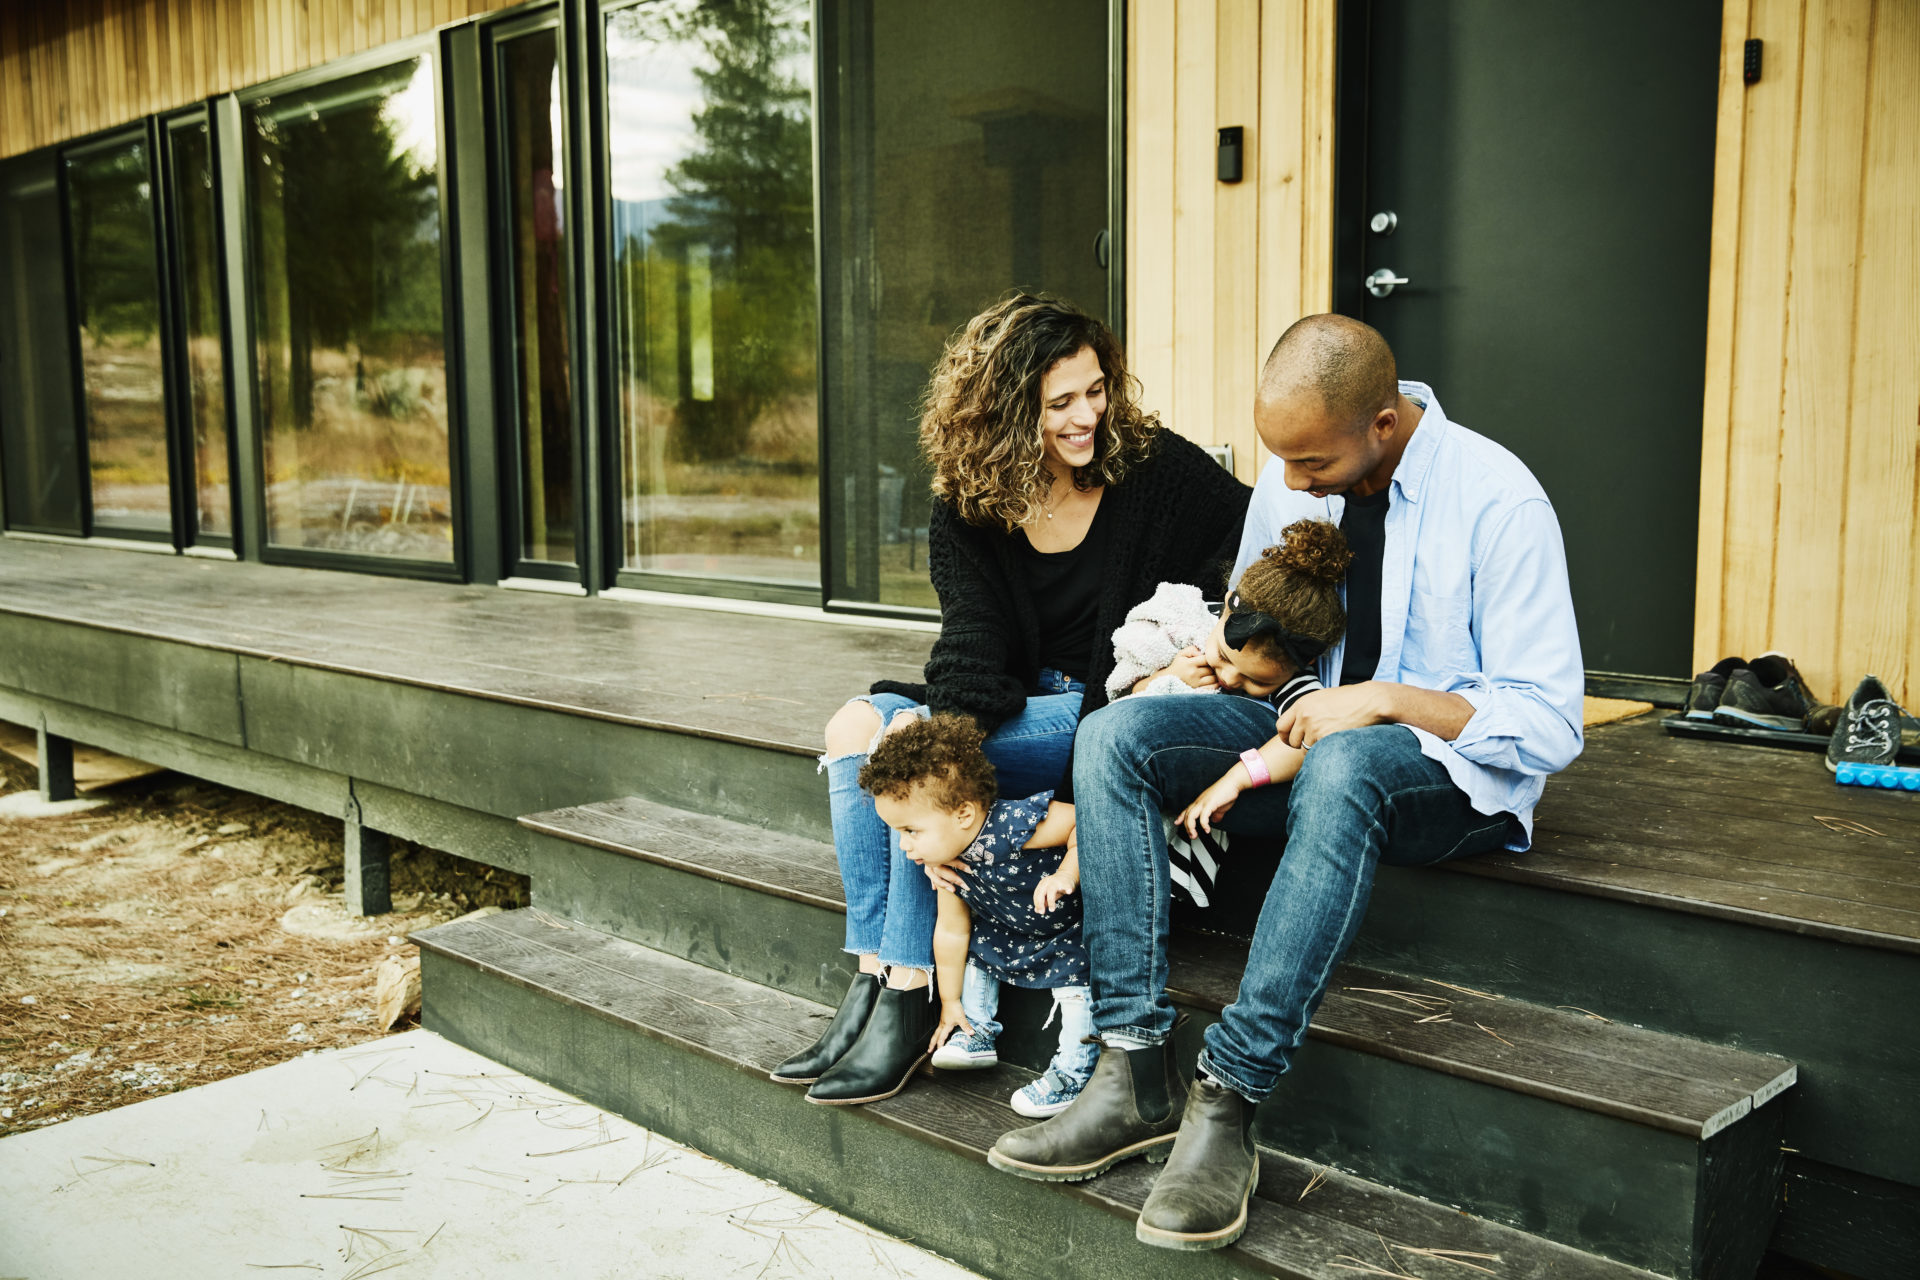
[0,747,529,1137]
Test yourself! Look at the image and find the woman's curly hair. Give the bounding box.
[919,293,1160,532]
[1233,519,1353,662]
[858,714,999,812]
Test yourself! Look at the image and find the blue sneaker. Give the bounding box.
[1011,1068,1088,1118]
[931,1028,998,1070]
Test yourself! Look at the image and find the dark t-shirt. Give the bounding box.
[1021,497,1113,683]
[1339,486,1391,687]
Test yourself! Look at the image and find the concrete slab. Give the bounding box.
[0,1030,981,1280]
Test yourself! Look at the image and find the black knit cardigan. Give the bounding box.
[870,431,1252,799]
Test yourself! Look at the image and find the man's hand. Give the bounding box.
[1275,684,1390,748]
[1276,681,1477,748]
[1176,771,1247,836]
[929,999,975,1053]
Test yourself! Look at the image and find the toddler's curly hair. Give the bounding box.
[1232,519,1353,663]
[858,714,999,812]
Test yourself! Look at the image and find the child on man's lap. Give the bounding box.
[860,715,1094,1117]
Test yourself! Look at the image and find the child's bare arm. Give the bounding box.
[930,892,974,1050]
[1024,801,1076,849]
[1175,735,1305,836]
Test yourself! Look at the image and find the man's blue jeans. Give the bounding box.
[1073,695,1512,1102]
[822,670,1083,973]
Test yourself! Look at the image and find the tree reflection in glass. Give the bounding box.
[246,58,454,561]
[67,138,171,536]
[605,0,818,586]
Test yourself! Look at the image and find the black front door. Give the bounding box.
[1339,0,1722,679]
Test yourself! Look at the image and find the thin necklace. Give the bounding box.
[1038,473,1065,520]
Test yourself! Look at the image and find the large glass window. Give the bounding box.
[497,24,576,571]
[0,153,84,536]
[67,134,172,538]
[245,58,455,563]
[604,0,819,591]
[820,0,1111,609]
[167,118,232,542]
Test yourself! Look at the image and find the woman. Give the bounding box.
[773,293,1251,1105]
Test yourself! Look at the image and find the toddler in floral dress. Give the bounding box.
[859,714,1095,1117]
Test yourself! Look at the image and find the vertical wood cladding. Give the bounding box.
[0,0,523,159]
[1125,0,1338,486]
[1694,0,1920,704]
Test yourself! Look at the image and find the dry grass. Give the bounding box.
[0,750,527,1135]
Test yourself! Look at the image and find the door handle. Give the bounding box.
[1366,268,1409,298]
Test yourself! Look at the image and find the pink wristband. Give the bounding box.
[1238,748,1271,789]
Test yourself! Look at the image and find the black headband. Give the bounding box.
[1222,592,1330,672]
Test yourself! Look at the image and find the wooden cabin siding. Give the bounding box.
[1695,0,1920,706]
[0,0,524,159]
[1125,0,1337,485]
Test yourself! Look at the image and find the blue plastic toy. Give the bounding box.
[1833,761,1920,791]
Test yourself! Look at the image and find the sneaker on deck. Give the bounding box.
[1711,653,1817,731]
[930,1028,999,1070]
[1826,675,1904,772]
[1010,1068,1087,1118]
[1684,656,1745,720]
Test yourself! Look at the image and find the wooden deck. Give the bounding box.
[4,537,1912,951]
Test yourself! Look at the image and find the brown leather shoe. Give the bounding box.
[1135,1077,1260,1250]
[988,1035,1187,1182]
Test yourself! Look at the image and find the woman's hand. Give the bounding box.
[1033,870,1078,914]
[1167,645,1219,691]
[1177,770,1247,836]
[924,860,970,892]
[929,999,975,1053]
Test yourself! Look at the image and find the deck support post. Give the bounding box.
[344,788,393,917]
[36,725,75,803]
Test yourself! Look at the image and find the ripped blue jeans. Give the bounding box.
[822,670,1084,973]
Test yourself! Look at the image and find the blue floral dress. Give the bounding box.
[954,790,1090,990]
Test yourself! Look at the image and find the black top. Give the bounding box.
[1339,486,1391,687]
[869,431,1252,799]
[1021,495,1113,682]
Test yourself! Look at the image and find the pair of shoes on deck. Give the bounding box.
[768,972,936,1106]
[988,1031,1257,1252]
[929,1029,1087,1117]
[1685,653,1820,731]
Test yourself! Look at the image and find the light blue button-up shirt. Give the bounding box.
[1233,382,1584,849]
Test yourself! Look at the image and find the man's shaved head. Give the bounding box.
[1259,314,1398,430]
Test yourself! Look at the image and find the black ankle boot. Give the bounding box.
[988,1031,1188,1182]
[805,985,937,1105]
[769,973,880,1085]
[1135,1076,1259,1250]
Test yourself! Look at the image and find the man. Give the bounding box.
[986,314,1585,1250]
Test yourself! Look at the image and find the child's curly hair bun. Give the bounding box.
[1265,518,1352,585]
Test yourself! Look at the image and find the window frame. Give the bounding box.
[59,120,178,546]
[231,36,469,584]
[482,5,587,587]
[156,104,240,552]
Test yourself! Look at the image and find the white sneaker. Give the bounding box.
[930,1028,998,1070]
[1010,1068,1086,1117]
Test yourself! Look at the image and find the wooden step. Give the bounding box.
[517,795,1794,1277]
[416,908,1663,1280]
[521,794,1793,1136]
